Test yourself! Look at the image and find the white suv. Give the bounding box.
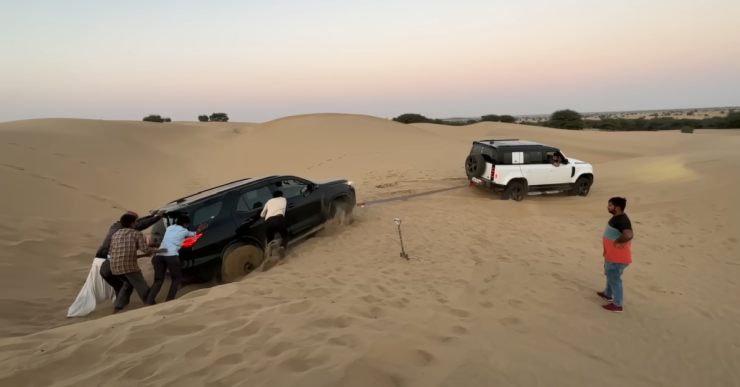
[465,139,594,201]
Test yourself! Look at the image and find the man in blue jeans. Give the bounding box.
[598,197,634,312]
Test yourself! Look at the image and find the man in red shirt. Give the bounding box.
[598,197,634,312]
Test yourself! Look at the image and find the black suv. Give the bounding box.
[150,175,356,282]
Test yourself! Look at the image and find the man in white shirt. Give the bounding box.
[261,190,288,265]
[146,215,203,304]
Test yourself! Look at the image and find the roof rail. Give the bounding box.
[479,138,519,143]
[170,178,253,204]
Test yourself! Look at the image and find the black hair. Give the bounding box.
[273,190,283,198]
[120,213,138,228]
[553,151,569,165]
[176,215,191,226]
[609,197,627,211]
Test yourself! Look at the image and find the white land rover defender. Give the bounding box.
[465,139,594,201]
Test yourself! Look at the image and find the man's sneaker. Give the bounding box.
[597,291,613,302]
[602,303,623,313]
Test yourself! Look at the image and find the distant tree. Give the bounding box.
[725,112,740,128]
[198,115,209,122]
[480,114,501,122]
[686,111,695,116]
[163,117,172,122]
[143,114,165,123]
[392,113,429,124]
[499,115,516,123]
[546,109,584,130]
[209,112,229,122]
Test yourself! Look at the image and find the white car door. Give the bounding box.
[549,164,573,184]
[518,151,550,186]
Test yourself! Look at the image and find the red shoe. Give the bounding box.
[602,303,623,313]
[597,291,613,302]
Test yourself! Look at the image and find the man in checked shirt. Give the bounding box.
[109,212,159,313]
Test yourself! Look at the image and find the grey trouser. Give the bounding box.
[114,271,150,310]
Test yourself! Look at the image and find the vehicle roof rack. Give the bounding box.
[170,178,253,204]
[480,139,519,143]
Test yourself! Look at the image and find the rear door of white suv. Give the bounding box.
[518,149,550,186]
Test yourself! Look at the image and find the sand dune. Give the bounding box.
[1,115,739,386]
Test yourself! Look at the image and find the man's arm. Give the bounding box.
[134,214,162,231]
[260,201,269,218]
[616,229,633,244]
[135,231,156,255]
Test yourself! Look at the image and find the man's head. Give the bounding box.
[273,190,283,198]
[120,212,139,228]
[176,215,191,227]
[552,151,563,165]
[608,197,627,215]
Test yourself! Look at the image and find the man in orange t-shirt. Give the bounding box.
[597,197,634,312]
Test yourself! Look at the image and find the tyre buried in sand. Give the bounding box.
[329,199,353,227]
[503,180,527,201]
[220,244,264,283]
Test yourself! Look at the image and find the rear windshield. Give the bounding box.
[470,143,497,163]
[164,198,224,229]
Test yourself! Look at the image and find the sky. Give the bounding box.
[1,0,739,122]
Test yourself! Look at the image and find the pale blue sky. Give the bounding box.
[1,0,739,122]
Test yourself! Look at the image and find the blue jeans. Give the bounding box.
[604,262,629,306]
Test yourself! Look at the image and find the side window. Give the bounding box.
[237,186,273,211]
[523,151,545,164]
[277,179,308,199]
[192,200,223,226]
[512,152,524,165]
[502,152,512,165]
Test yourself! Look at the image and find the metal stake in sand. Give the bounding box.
[394,218,409,260]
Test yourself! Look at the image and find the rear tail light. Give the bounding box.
[490,165,496,180]
[181,233,203,248]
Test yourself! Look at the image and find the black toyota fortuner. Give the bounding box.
[149,175,355,282]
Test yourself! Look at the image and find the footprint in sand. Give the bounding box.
[281,300,313,314]
[266,342,295,357]
[412,349,435,366]
[217,353,244,365]
[447,307,472,318]
[281,352,327,372]
[232,320,262,336]
[185,341,215,360]
[498,316,529,333]
[451,325,469,335]
[353,305,385,319]
[313,315,356,328]
[507,299,524,308]
[328,332,360,347]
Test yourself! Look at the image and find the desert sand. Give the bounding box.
[0,115,739,386]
